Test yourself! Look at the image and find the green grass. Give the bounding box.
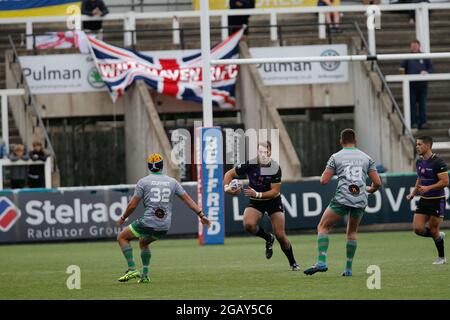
[1,230,449,300]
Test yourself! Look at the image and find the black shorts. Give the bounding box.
[415,198,446,218]
[246,196,284,216]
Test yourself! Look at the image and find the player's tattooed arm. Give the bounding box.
[116,196,141,226]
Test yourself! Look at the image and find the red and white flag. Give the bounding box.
[86,28,243,107]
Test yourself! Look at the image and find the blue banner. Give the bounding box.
[0,0,76,11]
[196,127,225,245]
[224,172,450,234]
[0,0,79,18]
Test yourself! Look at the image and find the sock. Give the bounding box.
[317,234,329,265]
[140,248,151,276]
[254,226,272,242]
[346,240,357,271]
[418,227,432,237]
[281,243,296,266]
[434,236,445,258]
[121,244,136,270]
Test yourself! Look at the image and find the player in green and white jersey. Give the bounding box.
[116,153,211,283]
[304,129,382,277]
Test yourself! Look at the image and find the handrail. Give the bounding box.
[107,0,191,12]
[3,3,450,49]
[385,73,450,131]
[385,73,450,82]
[353,22,416,148]
[19,21,355,50]
[7,35,58,169]
[0,157,52,189]
[1,3,450,24]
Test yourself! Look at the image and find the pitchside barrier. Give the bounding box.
[0,172,449,244]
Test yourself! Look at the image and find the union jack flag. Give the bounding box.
[86,29,243,108]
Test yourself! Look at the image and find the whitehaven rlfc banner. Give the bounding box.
[87,29,244,108]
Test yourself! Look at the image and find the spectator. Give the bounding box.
[228,0,255,39]
[318,0,342,33]
[9,144,29,189]
[0,138,7,158]
[81,0,109,40]
[28,141,48,188]
[400,40,433,130]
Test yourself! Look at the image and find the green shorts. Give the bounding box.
[129,219,168,241]
[328,199,365,218]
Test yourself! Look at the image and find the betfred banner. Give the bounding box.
[196,127,226,245]
[193,0,340,9]
[249,44,348,86]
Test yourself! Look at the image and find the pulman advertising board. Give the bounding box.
[19,54,106,94]
[249,44,349,86]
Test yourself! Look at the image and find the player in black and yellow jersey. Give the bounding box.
[223,141,299,271]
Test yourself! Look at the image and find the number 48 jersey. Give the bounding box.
[326,148,378,209]
[133,173,186,230]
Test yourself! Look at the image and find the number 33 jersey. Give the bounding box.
[326,148,378,209]
[133,173,186,230]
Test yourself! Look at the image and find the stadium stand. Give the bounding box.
[1,1,450,185]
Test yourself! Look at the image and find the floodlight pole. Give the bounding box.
[200,0,213,127]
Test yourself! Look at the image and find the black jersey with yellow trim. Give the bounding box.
[416,153,448,199]
[234,159,281,199]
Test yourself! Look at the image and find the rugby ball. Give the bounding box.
[230,179,243,191]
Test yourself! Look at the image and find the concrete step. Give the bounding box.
[428,135,450,143]
[388,79,450,88]
[376,46,450,54]
[379,64,450,74]
[427,104,450,113]
[435,149,450,156]
[421,120,450,129]
[391,88,450,99]
[428,112,450,120]
[390,90,450,99]
[396,102,450,113]
[375,37,450,47]
[413,127,450,138]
